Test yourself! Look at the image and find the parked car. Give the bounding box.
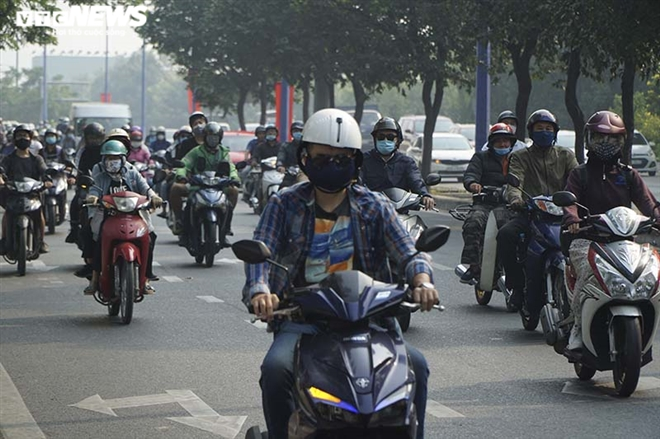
[398,115,455,150]
[631,130,657,176]
[222,131,254,164]
[406,133,473,181]
[450,123,477,148]
[347,109,383,150]
[555,129,576,149]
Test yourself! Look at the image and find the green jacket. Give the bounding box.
[176,144,239,181]
[506,144,578,203]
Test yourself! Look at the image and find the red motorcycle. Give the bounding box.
[84,178,151,324]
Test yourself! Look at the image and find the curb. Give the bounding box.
[432,194,471,212]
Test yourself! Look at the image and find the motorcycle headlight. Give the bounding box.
[307,387,359,423]
[13,181,32,193]
[194,191,210,207]
[594,254,634,297]
[534,199,563,216]
[113,196,139,213]
[633,254,659,298]
[372,383,412,425]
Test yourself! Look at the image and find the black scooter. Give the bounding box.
[234,226,449,439]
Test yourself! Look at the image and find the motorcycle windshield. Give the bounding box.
[296,271,406,322]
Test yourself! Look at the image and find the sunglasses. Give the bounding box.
[376,134,397,141]
[308,153,354,169]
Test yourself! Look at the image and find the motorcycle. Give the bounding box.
[80,175,151,324]
[130,160,155,187]
[0,175,46,276]
[43,162,69,234]
[234,225,449,439]
[381,173,441,332]
[450,185,517,311]
[183,163,233,267]
[541,191,660,397]
[249,156,282,215]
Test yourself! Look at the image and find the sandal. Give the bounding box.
[83,284,97,295]
[143,283,156,295]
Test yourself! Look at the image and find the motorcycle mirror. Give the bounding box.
[45,167,59,176]
[232,239,272,264]
[425,173,441,186]
[76,174,95,190]
[152,155,168,165]
[64,159,77,169]
[235,160,248,171]
[152,169,167,185]
[552,191,577,207]
[415,225,450,253]
[505,174,520,188]
[216,161,230,177]
[171,159,185,168]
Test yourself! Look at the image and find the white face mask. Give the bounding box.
[105,158,122,174]
[131,141,142,149]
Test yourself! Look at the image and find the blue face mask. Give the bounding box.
[532,131,555,148]
[376,140,396,155]
[266,134,276,142]
[292,132,303,141]
[493,147,511,156]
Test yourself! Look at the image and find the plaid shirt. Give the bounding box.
[242,182,434,305]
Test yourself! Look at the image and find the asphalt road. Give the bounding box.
[1,179,659,439]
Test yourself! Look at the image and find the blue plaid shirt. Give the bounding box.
[242,182,434,305]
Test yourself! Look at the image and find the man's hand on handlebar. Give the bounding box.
[510,198,526,211]
[422,195,435,210]
[469,182,482,194]
[567,223,580,234]
[150,194,163,208]
[251,292,280,321]
[85,195,98,205]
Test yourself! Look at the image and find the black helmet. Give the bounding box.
[203,122,224,150]
[188,111,208,126]
[496,110,518,125]
[370,117,403,146]
[83,122,106,147]
[13,124,32,139]
[526,109,559,138]
[290,121,304,132]
[265,124,278,133]
[255,125,266,135]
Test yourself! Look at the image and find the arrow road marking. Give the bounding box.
[215,258,242,265]
[426,400,465,418]
[562,376,660,398]
[197,296,224,303]
[70,390,246,438]
[163,275,183,283]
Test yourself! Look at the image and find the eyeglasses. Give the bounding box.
[308,153,354,169]
[376,134,397,141]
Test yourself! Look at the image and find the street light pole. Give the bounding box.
[141,39,146,130]
[104,21,109,101]
[42,45,48,122]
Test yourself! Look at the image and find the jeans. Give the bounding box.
[260,321,429,439]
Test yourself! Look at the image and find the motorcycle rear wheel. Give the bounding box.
[17,227,27,276]
[119,258,135,324]
[573,362,596,381]
[474,287,493,305]
[613,317,642,397]
[205,222,216,268]
[520,294,540,331]
[46,204,56,235]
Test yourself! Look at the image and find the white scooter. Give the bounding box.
[249,156,283,215]
[547,191,660,397]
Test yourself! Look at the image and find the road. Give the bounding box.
[1,179,659,439]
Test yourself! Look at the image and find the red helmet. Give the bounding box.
[487,123,516,147]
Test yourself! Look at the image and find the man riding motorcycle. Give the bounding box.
[0,124,52,255]
[174,112,207,161]
[562,110,660,351]
[39,128,70,164]
[360,117,435,210]
[244,108,438,439]
[150,126,171,153]
[459,123,517,284]
[497,109,578,310]
[83,140,162,295]
[480,110,527,152]
[276,120,305,188]
[170,122,240,244]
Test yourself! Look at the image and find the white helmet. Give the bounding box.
[302,108,362,150]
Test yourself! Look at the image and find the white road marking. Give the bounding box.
[70,390,246,438]
[0,361,46,439]
[197,296,224,303]
[432,262,453,271]
[245,319,269,330]
[426,399,465,418]
[152,261,162,266]
[215,258,242,265]
[163,276,183,283]
[0,261,58,272]
[562,376,660,398]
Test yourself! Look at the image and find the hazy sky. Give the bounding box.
[0,1,145,77]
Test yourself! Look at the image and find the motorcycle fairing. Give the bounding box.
[382,188,420,213]
[589,240,653,285]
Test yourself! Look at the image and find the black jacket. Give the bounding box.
[276,140,300,168]
[462,148,508,191]
[253,141,282,163]
[360,150,429,195]
[78,144,102,176]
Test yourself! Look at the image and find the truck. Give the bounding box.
[69,102,132,137]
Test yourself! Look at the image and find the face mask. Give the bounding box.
[266,134,277,142]
[292,132,303,141]
[193,124,206,137]
[531,131,555,148]
[105,158,122,174]
[131,141,142,149]
[66,133,75,139]
[157,134,165,140]
[591,141,621,162]
[15,138,31,150]
[493,147,512,156]
[376,140,396,155]
[45,136,57,145]
[206,134,220,148]
[303,154,355,193]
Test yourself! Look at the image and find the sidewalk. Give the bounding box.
[429,182,472,211]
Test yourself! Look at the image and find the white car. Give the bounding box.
[631,131,657,176]
[406,133,474,181]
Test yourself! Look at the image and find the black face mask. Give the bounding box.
[15,138,31,150]
[302,154,356,193]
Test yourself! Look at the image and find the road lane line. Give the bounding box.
[426,400,465,418]
[197,296,224,303]
[432,262,453,271]
[0,361,46,439]
[163,276,183,283]
[245,319,268,330]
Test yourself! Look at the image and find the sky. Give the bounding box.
[0,1,145,78]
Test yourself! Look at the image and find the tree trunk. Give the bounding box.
[421,74,444,177]
[509,38,536,141]
[237,86,248,131]
[313,74,331,111]
[302,76,310,121]
[351,77,367,124]
[259,80,268,125]
[564,48,585,163]
[620,56,635,165]
[327,78,335,108]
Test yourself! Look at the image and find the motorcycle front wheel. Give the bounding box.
[17,226,27,276]
[397,312,412,332]
[474,287,493,306]
[205,221,217,267]
[520,294,540,331]
[573,362,596,381]
[46,204,56,235]
[612,317,642,397]
[119,258,136,324]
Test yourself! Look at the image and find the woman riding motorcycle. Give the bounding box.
[563,110,660,351]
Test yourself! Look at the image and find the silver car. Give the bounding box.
[631,131,657,176]
[406,133,474,182]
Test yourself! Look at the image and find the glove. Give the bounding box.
[150,194,163,208]
[85,195,98,205]
[229,179,241,188]
[510,198,526,211]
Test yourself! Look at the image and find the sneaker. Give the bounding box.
[147,274,160,282]
[0,239,5,256]
[74,264,93,278]
[567,325,583,351]
[460,267,475,284]
[83,283,97,295]
[65,229,77,244]
[39,242,50,254]
[222,237,232,248]
[143,283,156,295]
[227,229,234,236]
